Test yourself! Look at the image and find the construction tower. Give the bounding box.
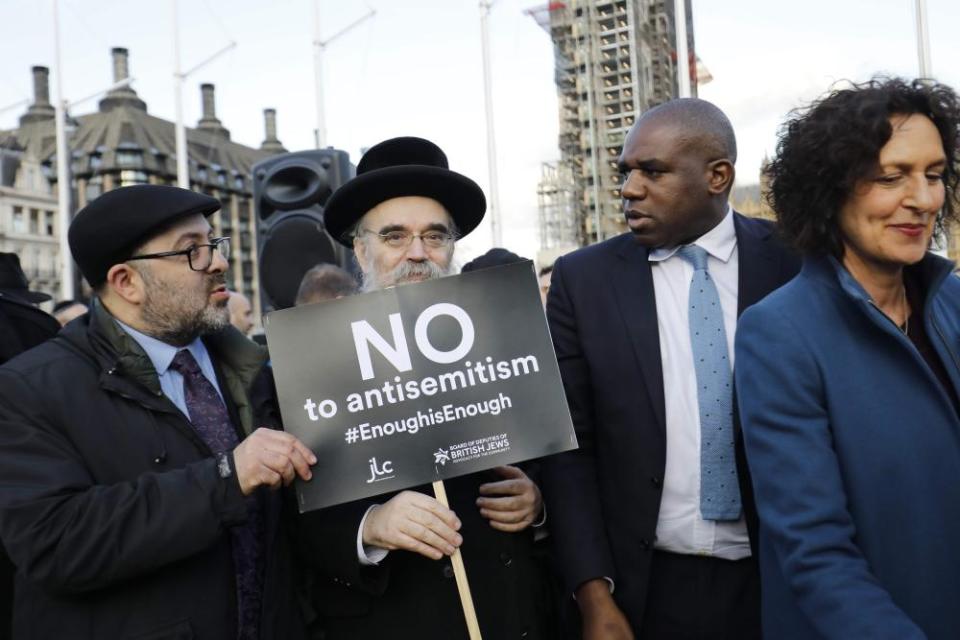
[529,0,696,246]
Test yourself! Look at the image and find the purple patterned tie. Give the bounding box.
[170,349,264,640]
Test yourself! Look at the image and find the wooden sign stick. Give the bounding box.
[432,480,483,640]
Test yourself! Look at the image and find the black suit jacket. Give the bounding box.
[541,214,799,631]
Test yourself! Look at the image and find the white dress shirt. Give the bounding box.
[647,206,751,560]
[358,506,389,565]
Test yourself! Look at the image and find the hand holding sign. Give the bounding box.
[268,263,578,640]
[476,465,543,532]
[363,490,464,560]
[233,428,317,495]
[265,263,577,512]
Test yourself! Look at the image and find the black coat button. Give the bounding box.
[640,538,651,550]
[442,564,454,579]
[499,552,513,567]
[651,476,661,487]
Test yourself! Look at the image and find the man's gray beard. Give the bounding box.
[137,265,230,346]
[360,259,454,293]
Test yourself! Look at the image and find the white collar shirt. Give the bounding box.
[647,206,751,560]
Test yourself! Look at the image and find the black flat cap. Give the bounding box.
[69,185,221,287]
[324,136,486,247]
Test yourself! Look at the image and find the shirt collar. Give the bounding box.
[649,205,736,263]
[114,320,206,376]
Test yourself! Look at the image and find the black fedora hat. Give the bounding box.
[0,253,52,304]
[324,137,486,247]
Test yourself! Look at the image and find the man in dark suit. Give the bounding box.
[542,98,800,639]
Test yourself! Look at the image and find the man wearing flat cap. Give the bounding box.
[0,185,313,639]
[295,137,551,639]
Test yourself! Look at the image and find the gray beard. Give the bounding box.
[360,259,454,293]
[137,266,230,346]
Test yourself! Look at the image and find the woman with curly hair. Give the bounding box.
[734,77,960,640]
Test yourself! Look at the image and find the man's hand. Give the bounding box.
[362,491,463,561]
[476,465,543,532]
[577,578,634,640]
[233,428,316,496]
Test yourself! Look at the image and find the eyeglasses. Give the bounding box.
[127,236,231,271]
[361,229,455,249]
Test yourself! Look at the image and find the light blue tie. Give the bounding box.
[675,245,741,521]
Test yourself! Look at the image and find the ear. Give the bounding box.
[353,236,369,272]
[104,263,146,305]
[706,159,735,195]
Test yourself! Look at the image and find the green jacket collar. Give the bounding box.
[87,298,268,403]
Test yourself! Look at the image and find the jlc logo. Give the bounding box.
[366,457,395,484]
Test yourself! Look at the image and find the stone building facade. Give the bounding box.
[0,49,287,316]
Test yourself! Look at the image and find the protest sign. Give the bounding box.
[265,260,577,513]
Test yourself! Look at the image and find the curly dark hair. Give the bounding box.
[764,77,960,256]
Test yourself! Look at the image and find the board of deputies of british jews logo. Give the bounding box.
[433,434,512,468]
[264,261,578,512]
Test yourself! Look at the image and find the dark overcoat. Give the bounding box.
[0,292,59,366]
[0,300,305,639]
[0,293,60,640]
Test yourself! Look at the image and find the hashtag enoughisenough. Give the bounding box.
[344,427,359,444]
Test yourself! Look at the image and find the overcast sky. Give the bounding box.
[2,0,958,262]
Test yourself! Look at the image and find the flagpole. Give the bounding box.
[915,0,932,77]
[313,2,376,149]
[52,0,75,300]
[172,0,189,188]
[674,0,691,98]
[479,0,502,248]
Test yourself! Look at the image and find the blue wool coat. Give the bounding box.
[735,253,960,640]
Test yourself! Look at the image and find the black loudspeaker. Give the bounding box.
[252,149,355,311]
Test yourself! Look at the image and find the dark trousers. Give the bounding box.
[638,551,760,640]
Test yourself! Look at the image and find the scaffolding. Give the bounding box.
[528,0,695,247]
[537,161,579,249]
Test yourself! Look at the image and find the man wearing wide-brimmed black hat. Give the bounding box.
[0,253,60,365]
[296,137,551,640]
[0,253,61,639]
[0,185,313,639]
[324,135,487,293]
